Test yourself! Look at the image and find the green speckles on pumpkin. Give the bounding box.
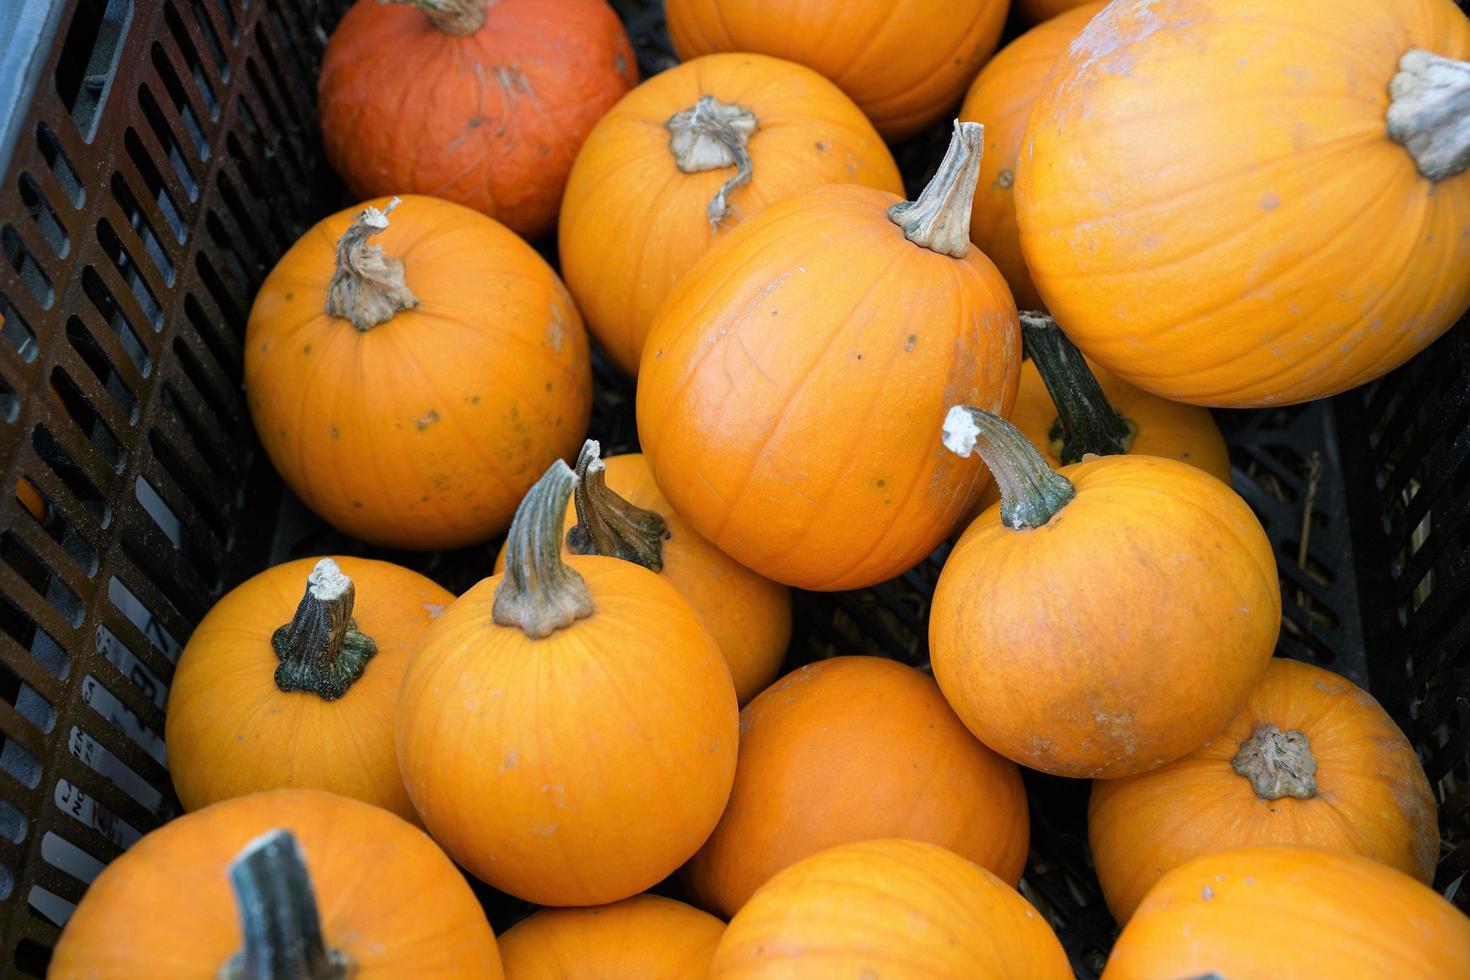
[416,410,440,431]
[905,334,918,352]
[283,291,295,301]
[303,344,312,355]
[329,426,339,439]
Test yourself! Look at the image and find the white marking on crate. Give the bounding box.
[66,726,167,815]
[54,779,142,850]
[81,675,166,767]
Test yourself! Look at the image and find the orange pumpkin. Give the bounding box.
[50,789,502,978]
[560,53,902,375]
[1090,657,1438,924]
[396,460,739,905]
[710,839,1072,979]
[15,476,45,522]
[494,443,790,704]
[1016,0,1470,407]
[638,122,1021,591]
[319,0,637,240]
[245,195,590,550]
[498,894,724,979]
[665,0,1009,141]
[686,656,1029,918]
[960,3,1106,310]
[1103,846,1470,979]
[1016,0,1097,24]
[166,556,451,822]
[931,408,1280,777]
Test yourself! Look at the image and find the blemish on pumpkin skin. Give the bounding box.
[1202,885,1215,900]
[615,52,628,76]
[1259,192,1281,210]
[905,334,917,352]
[500,749,518,772]
[303,344,313,355]
[329,426,339,438]
[416,409,440,430]
[351,500,364,509]
[814,140,829,152]
[283,292,294,302]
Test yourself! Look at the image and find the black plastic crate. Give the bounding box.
[0,1,1466,976]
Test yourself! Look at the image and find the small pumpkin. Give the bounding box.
[1090,657,1438,924]
[49,789,503,978]
[166,556,451,821]
[1016,0,1470,407]
[931,408,1280,778]
[710,839,1072,979]
[638,122,1021,591]
[1102,846,1470,979]
[498,894,724,980]
[245,196,590,550]
[494,442,790,704]
[686,656,1029,918]
[318,0,637,239]
[15,477,45,522]
[560,52,902,375]
[1016,0,1098,24]
[665,0,1010,141]
[396,459,739,905]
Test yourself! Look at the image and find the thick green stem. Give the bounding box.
[666,95,759,230]
[390,0,487,35]
[1021,312,1135,464]
[943,406,1075,529]
[271,558,378,702]
[493,460,595,638]
[1232,723,1317,800]
[566,440,668,571]
[888,120,983,258]
[1387,50,1470,181]
[219,830,350,980]
[324,197,419,331]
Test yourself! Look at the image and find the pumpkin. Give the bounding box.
[685,656,1029,918]
[1017,0,1097,24]
[710,839,1072,979]
[318,0,636,240]
[959,3,1106,310]
[396,459,739,905]
[1090,657,1438,924]
[50,789,503,978]
[1102,845,1470,979]
[166,556,451,822]
[931,408,1280,778]
[638,122,1021,591]
[1016,0,1470,407]
[15,477,45,522]
[560,53,902,376]
[245,195,590,551]
[498,894,724,979]
[665,0,1009,141]
[494,442,790,704]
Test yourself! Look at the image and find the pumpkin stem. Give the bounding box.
[389,0,487,36]
[1022,312,1136,464]
[1387,50,1470,181]
[566,439,668,571]
[1232,723,1318,800]
[271,558,378,702]
[324,197,419,332]
[494,459,595,638]
[888,120,983,258]
[219,830,351,980]
[943,405,1076,530]
[666,95,760,230]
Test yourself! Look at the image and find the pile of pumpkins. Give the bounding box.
[49,0,1470,976]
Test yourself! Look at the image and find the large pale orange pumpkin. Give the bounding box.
[1103,846,1470,979]
[932,409,1280,777]
[710,839,1072,979]
[396,460,739,905]
[686,656,1028,918]
[245,196,591,550]
[319,0,637,239]
[167,556,452,822]
[665,0,1009,141]
[50,789,502,978]
[560,53,902,375]
[494,443,790,704]
[1017,0,1470,407]
[638,122,1021,591]
[498,894,723,979]
[1090,657,1438,924]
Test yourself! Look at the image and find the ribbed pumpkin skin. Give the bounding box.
[932,456,1280,778]
[396,556,739,906]
[493,453,790,704]
[49,789,504,979]
[245,195,591,551]
[960,3,1106,310]
[1017,0,1097,23]
[710,839,1072,979]
[319,0,637,239]
[560,53,902,375]
[638,184,1021,591]
[1103,846,1470,979]
[166,557,452,822]
[499,895,724,980]
[1016,0,1470,407]
[686,657,1029,918]
[1090,658,1438,924]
